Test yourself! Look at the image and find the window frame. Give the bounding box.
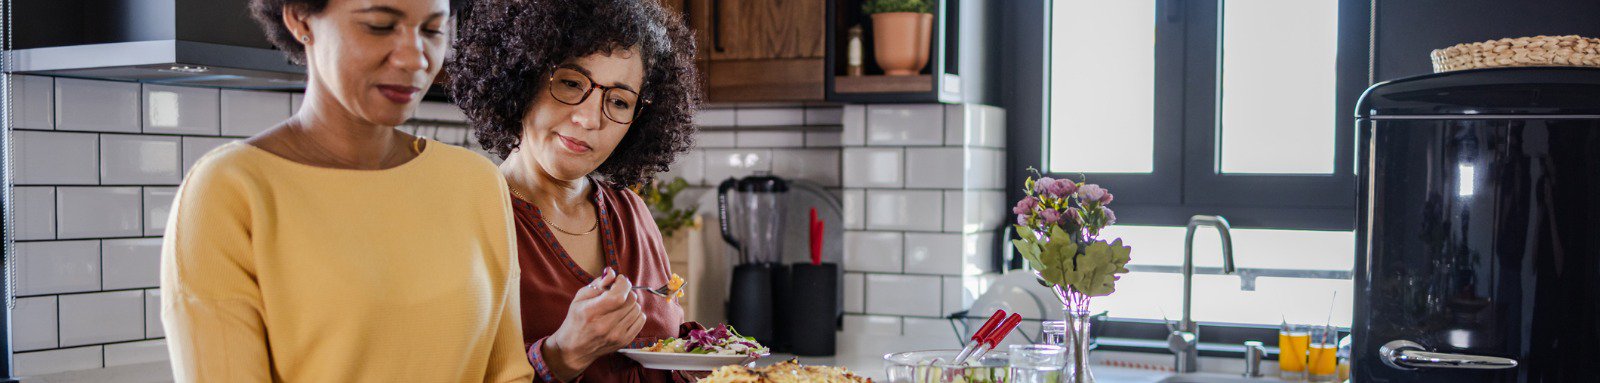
[1001,0,1371,356]
[1032,0,1369,231]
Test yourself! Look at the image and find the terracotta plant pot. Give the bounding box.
[871,12,932,76]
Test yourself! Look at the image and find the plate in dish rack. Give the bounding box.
[617,349,766,371]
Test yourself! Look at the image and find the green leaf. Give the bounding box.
[1012,239,1043,270]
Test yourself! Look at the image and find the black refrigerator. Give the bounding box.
[1355,67,1600,382]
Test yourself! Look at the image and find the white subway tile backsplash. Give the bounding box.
[805,106,845,126]
[841,314,901,336]
[866,105,944,146]
[770,149,841,187]
[662,149,705,186]
[17,240,101,296]
[15,187,56,240]
[967,148,1005,189]
[942,192,962,233]
[105,340,170,367]
[59,291,145,347]
[102,238,162,290]
[55,78,139,133]
[843,231,902,273]
[943,276,966,316]
[866,190,943,232]
[944,190,1007,234]
[903,233,963,275]
[100,135,181,185]
[736,108,805,126]
[944,104,1006,148]
[865,274,942,317]
[57,187,142,239]
[804,130,842,147]
[702,149,771,183]
[842,105,866,146]
[413,101,467,122]
[963,232,998,275]
[9,75,54,130]
[842,189,865,230]
[221,89,290,137]
[15,131,99,185]
[182,137,236,174]
[145,289,162,338]
[735,130,805,147]
[15,346,102,377]
[142,84,220,135]
[903,317,958,345]
[694,108,736,127]
[291,93,304,112]
[697,131,737,148]
[144,187,177,236]
[14,296,58,352]
[843,272,865,313]
[903,148,964,189]
[841,148,902,188]
[975,191,1008,232]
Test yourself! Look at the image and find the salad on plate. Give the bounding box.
[643,324,768,356]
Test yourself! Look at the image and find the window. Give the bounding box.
[1217,0,1340,174]
[1048,0,1157,174]
[1025,0,1369,349]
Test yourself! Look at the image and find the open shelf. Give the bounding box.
[824,0,994,104]
[834,75,935,94]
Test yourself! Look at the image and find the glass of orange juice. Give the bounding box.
[1306,327,1339,382]
[1278,324,1309,381]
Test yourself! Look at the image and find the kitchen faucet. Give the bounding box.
[1167,215,1236,373]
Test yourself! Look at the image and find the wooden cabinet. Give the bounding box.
[662,0,828,103]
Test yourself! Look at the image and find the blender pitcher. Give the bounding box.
[717,171,788,346]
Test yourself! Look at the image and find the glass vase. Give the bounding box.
[1055,285,1096,383]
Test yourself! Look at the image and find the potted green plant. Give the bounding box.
[862,0,934,75]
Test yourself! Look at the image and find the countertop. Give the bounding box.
[22,349,1288,383]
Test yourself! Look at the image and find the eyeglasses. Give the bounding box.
[547,67,649,125]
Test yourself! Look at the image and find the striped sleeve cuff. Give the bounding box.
[527,337,565,382]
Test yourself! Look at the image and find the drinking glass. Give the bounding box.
[1307,327,1339,382]
[1008,345,1065,383]
[1041,321,1067,346]
[1278,324,1309,381]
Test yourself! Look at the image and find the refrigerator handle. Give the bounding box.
[1380,340,1518,371]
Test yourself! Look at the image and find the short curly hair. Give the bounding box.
[248,0,468,64]
[447,0,701,187]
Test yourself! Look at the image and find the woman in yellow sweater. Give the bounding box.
[159,0,533,382]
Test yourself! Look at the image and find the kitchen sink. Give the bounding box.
[1155,373,1291,383]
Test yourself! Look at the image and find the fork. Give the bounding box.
[633,280,688,298]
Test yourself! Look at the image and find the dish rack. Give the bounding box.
[1431,35,1600,72]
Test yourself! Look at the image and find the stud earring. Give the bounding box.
[300,35,310,43]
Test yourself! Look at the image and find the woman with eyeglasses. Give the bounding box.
[160,0,532,381]
[447,0,699,381]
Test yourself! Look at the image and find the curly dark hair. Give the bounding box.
[447,0,701,187]
[248,0,468,65]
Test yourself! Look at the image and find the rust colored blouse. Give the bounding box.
[514,180,684,382]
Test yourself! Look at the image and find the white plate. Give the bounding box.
[617,349,766,371]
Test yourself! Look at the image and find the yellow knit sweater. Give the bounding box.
[160,141,534,382]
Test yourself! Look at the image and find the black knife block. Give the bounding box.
[784,263,840,356]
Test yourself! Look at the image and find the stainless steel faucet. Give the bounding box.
[1167,215,1237,373]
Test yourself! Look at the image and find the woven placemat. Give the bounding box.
[1431,35,1600,72]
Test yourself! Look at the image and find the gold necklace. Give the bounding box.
[510,187,600,236]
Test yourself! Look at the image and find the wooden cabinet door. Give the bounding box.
[708,0,825,60]
[671,0,826,102]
